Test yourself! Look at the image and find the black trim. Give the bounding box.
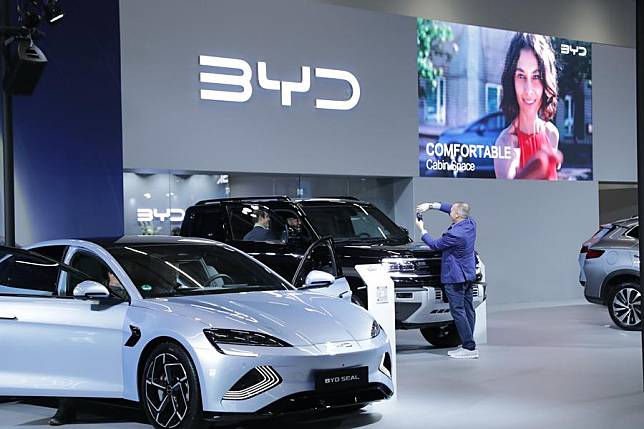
[203,383,392,424]
[124,325,141,347]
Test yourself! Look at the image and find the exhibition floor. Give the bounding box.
[2,300,643,429]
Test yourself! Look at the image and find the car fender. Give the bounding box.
[600,269,640,300]
[121,305,215,407]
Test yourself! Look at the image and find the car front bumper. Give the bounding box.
[193,333,394,414]
[394,283,486,326]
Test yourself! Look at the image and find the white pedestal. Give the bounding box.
[355,264,396,395]
[474,299,488,345]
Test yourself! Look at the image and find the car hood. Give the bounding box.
[140,290,375,346]
[338,241,441,261]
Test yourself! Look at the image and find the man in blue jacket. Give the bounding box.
[416,201,478,359]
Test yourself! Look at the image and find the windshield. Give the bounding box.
[108,244,291,298]
[302,204,408,243]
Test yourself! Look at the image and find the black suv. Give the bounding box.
[180,196,486,347]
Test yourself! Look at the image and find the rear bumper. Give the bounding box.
[204,383,393,424]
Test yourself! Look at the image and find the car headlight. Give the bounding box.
[382,257,415,272]
[371,320,382,338]
[203,328,292,350]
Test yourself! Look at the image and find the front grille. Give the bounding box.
[392,277,441,288]
[257,383,393,414]
[411,258,441,275]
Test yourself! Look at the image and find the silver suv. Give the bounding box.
[580,216,641,330]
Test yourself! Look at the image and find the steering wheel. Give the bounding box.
[205,273,234,287]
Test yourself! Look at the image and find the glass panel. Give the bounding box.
[123,172,172,235]
[227,204,287,242]
[108,244,291,298]
[0,251,60,296]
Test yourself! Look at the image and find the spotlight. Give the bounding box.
[4,38,48,95]
[44,0,64,24]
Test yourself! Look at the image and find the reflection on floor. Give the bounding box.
[1,301,643,429]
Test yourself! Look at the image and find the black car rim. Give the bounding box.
[612,287,642,327]
[145,353,191,428]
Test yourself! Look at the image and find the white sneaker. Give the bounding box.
[447,346,463,357]
[448,348,479,359]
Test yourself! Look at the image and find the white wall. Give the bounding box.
[321,0,636,48]
[593,44,637,182]
[410,179,599,305]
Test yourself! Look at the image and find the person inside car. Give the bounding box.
[243,210,274,241]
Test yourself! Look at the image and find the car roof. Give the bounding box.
[193,196,370,206]
[79,235,217,248]
[610,216,638,228]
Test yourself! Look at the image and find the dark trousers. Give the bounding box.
[444,282,476,350]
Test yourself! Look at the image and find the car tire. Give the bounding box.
[140,342,206,429]
[420,323,461,348]
[608,282,642,331]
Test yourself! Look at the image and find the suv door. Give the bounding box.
[292,237,351,301]
[224,203,305,280]
[0,246,128,397]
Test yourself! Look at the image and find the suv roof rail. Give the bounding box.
[316,196,360,201]
[196,196,292,205]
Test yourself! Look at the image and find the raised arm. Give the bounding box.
[494,127,520,180]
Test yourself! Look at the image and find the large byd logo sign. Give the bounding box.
[198,55,361,110]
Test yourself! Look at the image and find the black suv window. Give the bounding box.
[227,204,287,242]
[302,204,407,242]
[187,206,226,241]
[273,209,311,242]
[626,226,639,239]
[0,250,61,297]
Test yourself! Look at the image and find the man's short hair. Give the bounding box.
[254,210,269,220]
[453,202,470,218]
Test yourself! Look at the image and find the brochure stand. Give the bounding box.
[355,264,397,394]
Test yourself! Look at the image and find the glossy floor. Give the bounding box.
[1,300,643,429]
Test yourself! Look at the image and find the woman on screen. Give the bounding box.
[494,33,562,180]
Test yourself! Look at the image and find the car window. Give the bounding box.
[626,226,639,240]
[485,114,505,131]
[186,206,226,241]
[302,204,407,242]
[292,239,338,288]
[272,209,311,241]
[227,204,287,243]
[108,244,291,298]
[31,245,67,262]
[66,251,128,300]
[0,250,61,297]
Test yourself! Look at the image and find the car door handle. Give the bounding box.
[0,315,17,320]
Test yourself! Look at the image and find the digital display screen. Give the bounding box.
[418,19,592,180]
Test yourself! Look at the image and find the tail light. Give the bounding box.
[585,249,605,259]
[580,245,588,254]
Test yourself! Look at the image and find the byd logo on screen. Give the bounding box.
[198,55,361,111]
[560,44,587,57]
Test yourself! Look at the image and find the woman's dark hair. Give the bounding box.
[500,33,558,124]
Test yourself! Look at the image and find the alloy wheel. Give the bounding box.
[145,353,191,428]
[612,287,642,328]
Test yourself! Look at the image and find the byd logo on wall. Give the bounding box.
[198,55,361,110]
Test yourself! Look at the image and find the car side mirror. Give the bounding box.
[73,280,111,300]
[302,270,335,289]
